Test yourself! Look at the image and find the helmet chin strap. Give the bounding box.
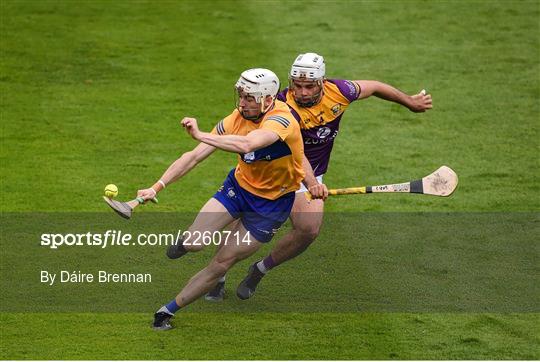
[260,96,275,114]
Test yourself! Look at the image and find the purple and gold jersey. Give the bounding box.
[277,79,360,176]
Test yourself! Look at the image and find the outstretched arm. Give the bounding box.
[181,117,279,153]
[354,80,432,112]
[302,155,328,200]
[137,142,216,200]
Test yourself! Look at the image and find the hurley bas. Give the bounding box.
[41,270,152,285]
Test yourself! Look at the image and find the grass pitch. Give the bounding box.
[1,0,539,359]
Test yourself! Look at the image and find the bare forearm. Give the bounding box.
[301,155,328,200]
[138,151,201,198]
[197,132,250,153]
[302,155,317,188]
[356,80,432,113]
[362,81,412,107]
[137,139,216,199]
[159,151,200,185]
[356,80,413,110]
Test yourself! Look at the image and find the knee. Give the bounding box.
[208,258,233,278]
[181,233,204,252]
[184,243,203,252]
[295,224,320,244]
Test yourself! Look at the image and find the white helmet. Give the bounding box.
[289,53,325,107]
[289,53,325,81]
[235,68,280,103]
[235,68,280,119]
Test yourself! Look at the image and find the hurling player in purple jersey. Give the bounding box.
[206,53,432,301]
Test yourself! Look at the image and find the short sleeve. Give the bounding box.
[261,115,292,141]
[210,119,225,135]
[212,110,238,136]
[328,79,360,103]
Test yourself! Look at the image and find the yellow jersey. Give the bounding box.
[212,100,305,200]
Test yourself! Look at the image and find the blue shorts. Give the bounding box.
[213,169,295,243]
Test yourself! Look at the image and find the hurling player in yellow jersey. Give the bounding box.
[218,53,432,300]
[135,68,324,330]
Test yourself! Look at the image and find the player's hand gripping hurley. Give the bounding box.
[103,196,158,220]
[305,165,458,201]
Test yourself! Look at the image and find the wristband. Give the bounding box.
[151,182,164,193]
[158,179,166,188]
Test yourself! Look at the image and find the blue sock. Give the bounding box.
[165,299,181,314]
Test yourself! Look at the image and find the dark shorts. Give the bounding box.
[213,169,295,243]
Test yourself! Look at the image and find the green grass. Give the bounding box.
[1,313,538,360]
[1,0,539,359]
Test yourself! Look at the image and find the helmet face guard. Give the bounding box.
[288,77,324,108]
[234,68,280,120]
[234,88,272,120]
[289,53,326,107]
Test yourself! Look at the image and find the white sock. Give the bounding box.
[256,260,268,274]
[157,305,173,315]
[218,276,226,283]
